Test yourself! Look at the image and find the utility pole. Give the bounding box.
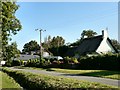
[35,29,46,62]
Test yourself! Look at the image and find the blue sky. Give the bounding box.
[10,2,118,51]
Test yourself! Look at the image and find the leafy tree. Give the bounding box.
[42,36,65,49]
[111,39,120,50]
[81,29,97,38]
[42,36,65,56]
[1,1,22,60]
[51,36,65,48]
[6,42,20,61]
[22,40,40,54]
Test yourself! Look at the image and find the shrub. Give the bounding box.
[25,58,40,67]
[12,60,23,66]
[71,57,79,64]
[25,58,51,68]
[79,54,120,70]
[4,60,12,67]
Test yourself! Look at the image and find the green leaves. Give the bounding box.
[5,42,20,61]
[81,29,97,38]
[22,40,40,54]
[1,1,22,60]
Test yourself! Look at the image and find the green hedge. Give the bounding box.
[4,60,24,67]
[79,54,120,70]
[25,58,51,68]
[2,67,116,89]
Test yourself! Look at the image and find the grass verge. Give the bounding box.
[2,67,119,89]
[14,66,120,80]
[0,71,22,89]
[48,68,120,80]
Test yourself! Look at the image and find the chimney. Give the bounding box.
[102,29,108,39]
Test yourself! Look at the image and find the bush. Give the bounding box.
[79,54,120,70]
[71,57,79,64]
[12,60,24,66]
[25,58,40,67]
[25,58,51,68]
[4,60,24,67]
[4,60,12,67]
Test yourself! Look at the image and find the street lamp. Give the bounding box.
[35,29,46,62]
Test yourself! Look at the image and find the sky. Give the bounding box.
[10,2,119,51]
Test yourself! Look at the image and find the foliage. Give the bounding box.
[81,29,97,38]
[111,39,120,50]
[22,40,40,54]
[42,35,52,49]
[12,60,24,66]
[4,60,12,67]
[42,35,65,48]
[42,36,65,56]
[51,36,65,48]
[1,1,22,60]
[4,60,23,67]
[25,58,40,67]
[78,54,120,71]
[48,45,68,56]
[71,57,79,64]
[69,30,97,47]
[5,42,20,61]
[2,68,117,89]
[25,58,51,68]
[64,56,78,64]
[64,56,71,64]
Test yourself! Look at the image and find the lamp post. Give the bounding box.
[35,29,46,62]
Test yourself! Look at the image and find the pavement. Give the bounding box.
[8,67,120,87]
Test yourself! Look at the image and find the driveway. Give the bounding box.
[9,67,120,87]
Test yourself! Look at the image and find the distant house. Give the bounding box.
[66,30,118,58]
[24,47,51,58]
[14,54,39,61]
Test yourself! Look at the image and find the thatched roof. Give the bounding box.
[66,35,118,56]
[75,35,103,55]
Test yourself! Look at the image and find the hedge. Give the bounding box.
[2,67,117,90]
[79,54,120,70]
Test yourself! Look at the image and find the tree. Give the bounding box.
[81,30,97,38]
[42,36,65,56]
[1,1,22,60]
[42,36,65,49]
[42,35,52,49]
[111,39,120,50]
[51,36,65,48]
[6,42,20,61]
[69,30,97,47]
[22,40,40,54]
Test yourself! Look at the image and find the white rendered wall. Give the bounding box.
[96,39,115,54]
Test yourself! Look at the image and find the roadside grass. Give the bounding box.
[1,71,22,89]
[48,68,120,80]
[2,67,119,89]
[0,71,2,89]
[14,66,120,80]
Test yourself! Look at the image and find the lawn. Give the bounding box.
[14,66,120,80]
[0,71,22,89]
